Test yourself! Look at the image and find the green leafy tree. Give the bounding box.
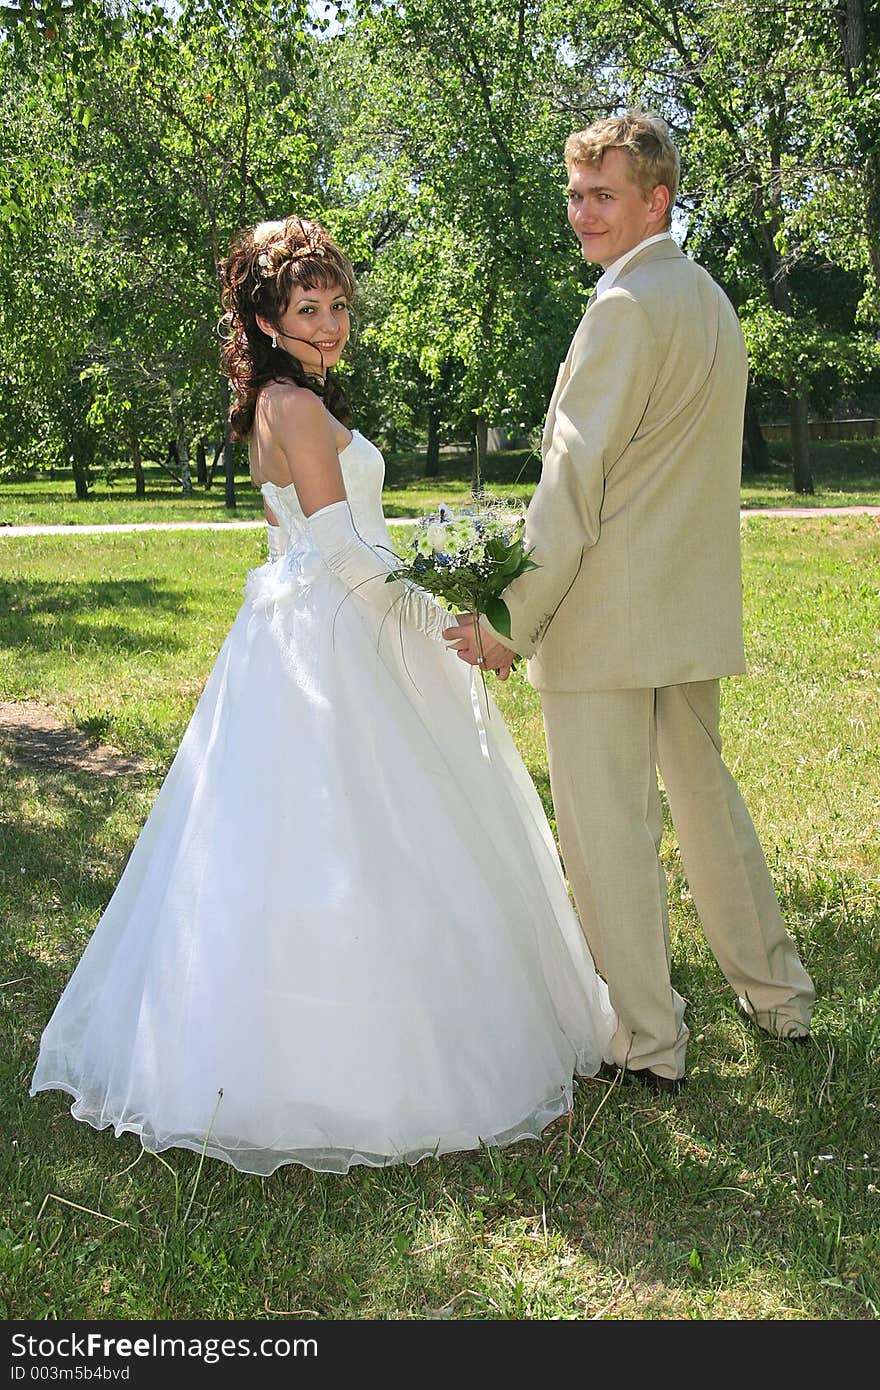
[1,0,322,504]
[0,20,101,492]
[328,0,602,478]
[577,0,878,491]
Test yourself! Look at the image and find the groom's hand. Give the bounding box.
[444,615,517,681]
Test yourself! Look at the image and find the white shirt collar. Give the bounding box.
[593,232,674,299]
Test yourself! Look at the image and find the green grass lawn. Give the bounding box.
[0,517,878,1319]
[2,438,879,526]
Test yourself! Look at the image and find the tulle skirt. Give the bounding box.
[31,557,615,1174]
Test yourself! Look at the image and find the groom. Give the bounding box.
[447,111,814,1090]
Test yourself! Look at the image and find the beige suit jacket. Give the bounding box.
[490,240,749,691]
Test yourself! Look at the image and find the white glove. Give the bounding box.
[308,500,452,643]
[266,524,286,561]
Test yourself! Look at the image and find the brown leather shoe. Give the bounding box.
[629,1066,686,1095]
[597,1061,685,1094]
[736,1000,811,1044]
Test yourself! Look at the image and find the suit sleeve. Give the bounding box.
[483,290,660,657]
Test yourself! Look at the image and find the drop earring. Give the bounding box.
[271,332,277,349]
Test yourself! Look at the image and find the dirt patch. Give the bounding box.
[0,702,147,776]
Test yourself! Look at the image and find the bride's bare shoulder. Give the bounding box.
[254,384,341,499]
[258,380,326,425]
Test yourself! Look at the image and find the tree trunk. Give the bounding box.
[759,117,815,493]
[169,385,193,497]
[742,386,769,474]
[178,432,192,497]
[865,155,880,291]
[790,395,814,494]
[196,438,208,487]
[161,440,184,483]
[206,440,222,490]
[220,377,236,509]
[839,0,865,71]
[836,2,880,289]
[71,450,89,500]
[768,273,813,490]
[223,430,236,509]
[425,404,440,478]
[472,414,489,493]
[129,433,145,498]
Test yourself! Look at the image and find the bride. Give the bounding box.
[30,215,615,1175]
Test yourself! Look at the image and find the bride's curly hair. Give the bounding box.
[219,215,356,440]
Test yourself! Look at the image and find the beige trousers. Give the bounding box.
[541,680,815,1079]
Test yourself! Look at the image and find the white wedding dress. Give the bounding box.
[31,430,615,1175]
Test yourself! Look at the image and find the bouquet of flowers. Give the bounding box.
[385,495,538,644]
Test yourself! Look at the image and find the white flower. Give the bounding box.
[445,519,479,550]
[426,522,449,552]
[414,532,434,559]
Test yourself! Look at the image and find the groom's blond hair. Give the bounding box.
[565,111,680,229]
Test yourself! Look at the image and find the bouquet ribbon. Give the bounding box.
[469,665,491,763]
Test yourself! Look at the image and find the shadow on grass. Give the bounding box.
[0,578,191,657]
[0,759,150,1004]
[1,760,155,1192]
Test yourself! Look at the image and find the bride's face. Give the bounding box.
[274,281,351,374]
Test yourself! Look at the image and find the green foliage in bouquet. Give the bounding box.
[385,499,539,638]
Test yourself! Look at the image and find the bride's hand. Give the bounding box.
[444,617,515,678]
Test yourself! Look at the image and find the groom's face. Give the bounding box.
[566,148,665,268]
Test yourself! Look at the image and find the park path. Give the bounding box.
[1,504,879,538]
[740,505,880,518]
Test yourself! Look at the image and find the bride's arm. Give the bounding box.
[308,501,452,642]
[267,387,453,643]
[266,524,287,561]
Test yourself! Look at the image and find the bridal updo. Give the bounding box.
[220,215,356,440]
